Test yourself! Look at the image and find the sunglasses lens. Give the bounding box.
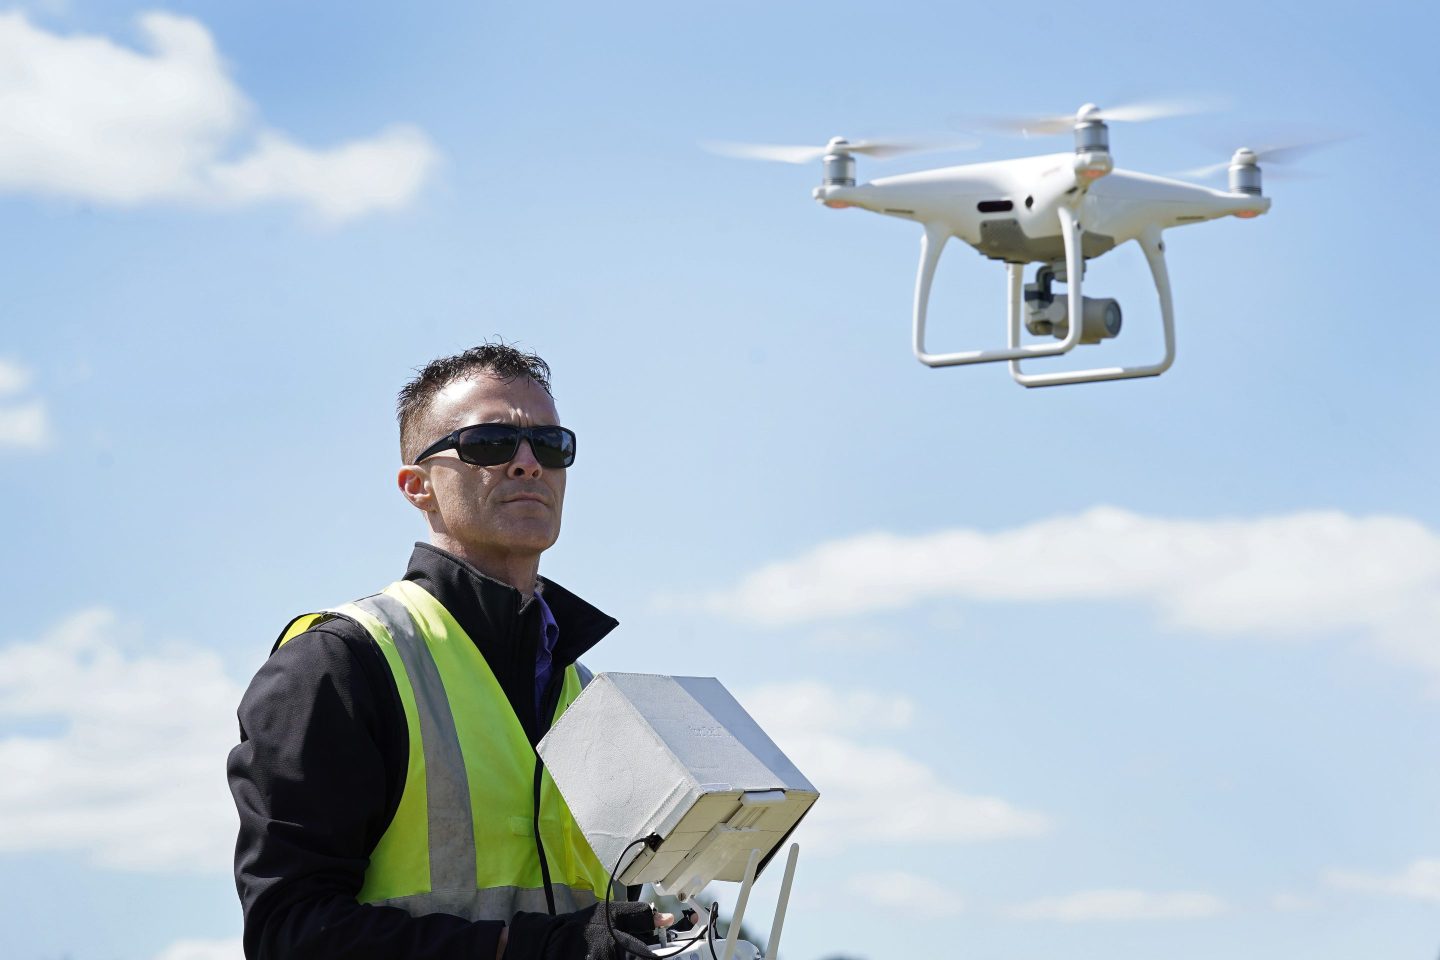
[454,425,521,466]
[451,425,575,468]
[528,427,576,468]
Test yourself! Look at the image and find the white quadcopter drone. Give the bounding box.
[713,102,1287,387]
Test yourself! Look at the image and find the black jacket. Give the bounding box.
[227,543,619,960]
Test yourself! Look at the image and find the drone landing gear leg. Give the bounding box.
[911,218,1084,368]
[1009,226,1177,387]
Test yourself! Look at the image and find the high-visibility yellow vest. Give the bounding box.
[278,579,612,921]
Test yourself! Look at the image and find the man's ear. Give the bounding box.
[397,464,436,512]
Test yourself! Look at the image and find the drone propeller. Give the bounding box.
[973,98,1222,136]
[1171,137,1344,181]
[704,136,979,164]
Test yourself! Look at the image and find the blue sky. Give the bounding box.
[1,2,1437,959]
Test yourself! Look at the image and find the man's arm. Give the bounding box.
[227,623,504,960]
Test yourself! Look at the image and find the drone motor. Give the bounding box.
[823,139,856,187]
[1229,148,1262,197]
[1072,104,1114,181]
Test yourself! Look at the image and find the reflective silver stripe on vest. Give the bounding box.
[355,593,479,902]
[371,883,599,922]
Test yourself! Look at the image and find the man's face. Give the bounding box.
[412,373,567,567]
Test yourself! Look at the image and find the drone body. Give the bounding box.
[722,105,1275,387]
[820,154,1266,260]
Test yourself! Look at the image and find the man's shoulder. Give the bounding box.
[273,608,372,653]
[244,608,394,710]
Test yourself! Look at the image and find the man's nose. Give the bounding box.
[507,439,543,478]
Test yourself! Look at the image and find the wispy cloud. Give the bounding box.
[686,507,1440,680]
[0,357,51,449]
[206,127,438,222]
[0,11,439,222]
[0,610,244,872]
[848,870,966,915]
[1269,892,1317,912]
[1005,889,1227,921]
[0,398,50,448]
[1324,859,1440,903]
[0,356,32,395]
[152,939,242,960]
[739,681,1050,851]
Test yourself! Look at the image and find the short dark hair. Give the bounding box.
[397,342,554,463]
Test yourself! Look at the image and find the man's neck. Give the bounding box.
[428,534,540,597]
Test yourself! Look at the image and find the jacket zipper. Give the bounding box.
[532,756,558,915]
[531,666,565,915]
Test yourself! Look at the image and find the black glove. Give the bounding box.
[508,902,659,960]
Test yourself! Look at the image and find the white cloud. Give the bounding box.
[206,126,436,221]
[1269,892,1316,912]
[691,507,1440,681]
[1323,859,1440,903]
[0,11,439,221]
[1005,888,1227,921]
[848,870,966,915]
[742,680,915,734]
[0,610,245,871]
[152,939,243,960]
[802,623,918,654]
[0,397,50,448]
[739,682,1050,851]
[0,358,52,449]
[0,356,33,396]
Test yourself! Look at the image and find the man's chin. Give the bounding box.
[489,527,561,556]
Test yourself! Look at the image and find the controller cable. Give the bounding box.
[603,835,725,959]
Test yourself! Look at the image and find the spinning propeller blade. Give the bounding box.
[704,142,833,164]
[1172,159,1231,180]
[1091,99,1222,124]
[704,136,978,164]
[1171,137,1346,181]
[972,98,1222,136]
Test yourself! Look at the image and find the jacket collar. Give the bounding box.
[402,542,618,666]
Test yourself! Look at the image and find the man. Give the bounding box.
[228,344,668,960]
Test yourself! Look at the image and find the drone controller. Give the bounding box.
[653,907,761,960]
[538,675,815,960]
[655,931,760,960]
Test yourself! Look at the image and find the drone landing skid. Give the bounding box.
[912,215,1176,388]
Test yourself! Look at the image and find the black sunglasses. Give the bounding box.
[414,423,577,469]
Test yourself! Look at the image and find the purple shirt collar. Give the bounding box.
[533,590,560,721]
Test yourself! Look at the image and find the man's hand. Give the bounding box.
[505,902,674,960]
